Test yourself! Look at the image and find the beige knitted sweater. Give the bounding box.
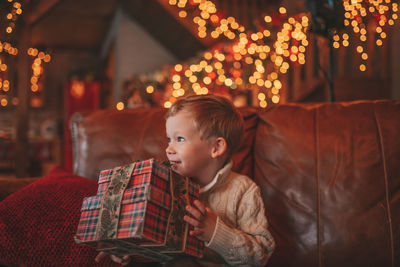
[194,161,275,266]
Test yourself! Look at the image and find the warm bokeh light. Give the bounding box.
[279,7,287,14]
[174,64,183,72]
[179,10,187,18]
[116,101,125,110]
[1,98,8,107]
[164,101,172,108]
[146,85,154,94]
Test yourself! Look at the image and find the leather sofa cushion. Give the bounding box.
[254,100,400,266]
[71,108,168,180]
[71,107,258,180]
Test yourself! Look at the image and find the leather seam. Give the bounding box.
[373,104,394,267]
[315,107,322,267]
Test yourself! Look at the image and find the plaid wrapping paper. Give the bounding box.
[76,185,171,243]
[97,159,169,195]
[75,158,204,262]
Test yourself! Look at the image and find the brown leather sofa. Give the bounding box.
[70,99,400,267]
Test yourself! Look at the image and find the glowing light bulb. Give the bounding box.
[264,16,272,23]
[260,100,267,108]
[272,95,280,104]
[1,98,8,107]
[258,93,266,101]
[164,101,172,108]
[146,85,154,94]
[116,102,124,110]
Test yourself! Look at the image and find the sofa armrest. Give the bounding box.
[0,177,40,201]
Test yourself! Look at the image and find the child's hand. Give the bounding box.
[95,251,131,266]
[184,199,217,242]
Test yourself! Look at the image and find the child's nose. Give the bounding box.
[166,144,175,155]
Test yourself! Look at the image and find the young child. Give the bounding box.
[97,94,275,266]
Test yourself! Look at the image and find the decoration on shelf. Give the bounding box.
[0,0,51,108]
[332,0,398,72]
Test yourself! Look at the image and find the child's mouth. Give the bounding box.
[169,161,181,168]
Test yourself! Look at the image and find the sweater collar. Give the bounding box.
[200,160,233,193]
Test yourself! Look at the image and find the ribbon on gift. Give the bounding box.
[161,169,189,252]
[96,162,136,240]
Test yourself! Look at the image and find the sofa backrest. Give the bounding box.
[70,107,258,180]
[71,108,167,180]
[253,100,400,266]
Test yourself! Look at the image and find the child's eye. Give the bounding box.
[177,137,185,142]
[167,137,171,143]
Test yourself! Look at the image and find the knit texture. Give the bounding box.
[0,167,119,267]
[198,162,275,266]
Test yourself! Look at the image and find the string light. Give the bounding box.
[27,48,51,101]
[4,1,22,35]
[162,1,310,107]
[1,1,51,108]
[334,0,399,71]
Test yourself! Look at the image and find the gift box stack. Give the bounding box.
[75,158,204,262]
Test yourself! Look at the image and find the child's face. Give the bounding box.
[165,110,216,185]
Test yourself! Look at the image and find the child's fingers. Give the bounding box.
[193,200,206,215]
[111,255,131,265]
[184,215,201,227]
[120,255,131,266]
[189,229,203,236]
[95,251,108,263]
[205,207,214,215]
[95,250,131,265]
[186,205,205,221]
[110,255,124,264]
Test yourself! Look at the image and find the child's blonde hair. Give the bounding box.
[166,94,244,158]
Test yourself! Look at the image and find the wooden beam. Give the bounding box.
[155,0,215,47]
[122,0,206,61]
[15,23,31,178]
[26,0,60,26]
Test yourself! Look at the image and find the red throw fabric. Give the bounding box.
[0,166,119,266]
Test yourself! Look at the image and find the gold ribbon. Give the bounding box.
[162,169,189,252]
[96,162,136,240]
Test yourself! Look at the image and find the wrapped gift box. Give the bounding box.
[75,158,203,262]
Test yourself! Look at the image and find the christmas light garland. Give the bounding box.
[122,0,398,109]
[0,0,51,108]
[127,1,310,109]
[333,0,399,72]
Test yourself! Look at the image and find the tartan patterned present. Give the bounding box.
[75,158,204,262]
[96,159,169,195]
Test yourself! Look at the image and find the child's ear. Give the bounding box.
[211,137,227,158]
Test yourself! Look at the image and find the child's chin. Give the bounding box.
[171,165,181,173]
[171,166,186,177]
